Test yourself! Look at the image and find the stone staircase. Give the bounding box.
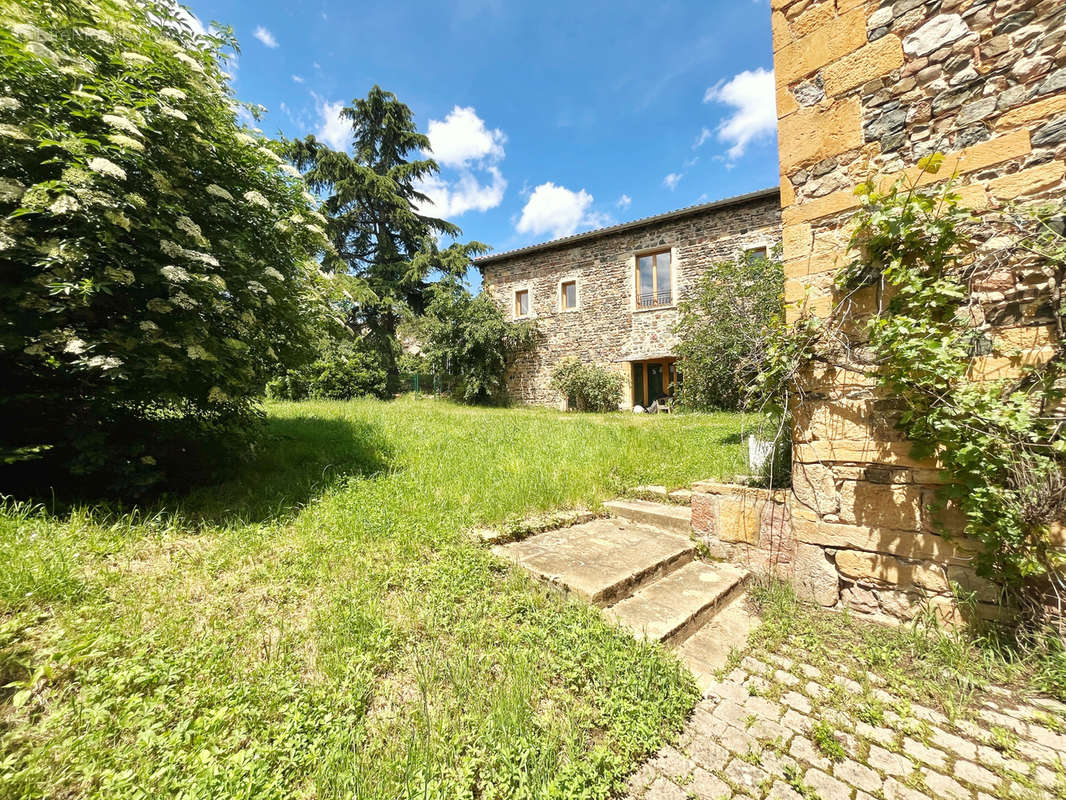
[493,492,756,689]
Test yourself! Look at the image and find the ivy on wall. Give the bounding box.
[751,156,1066,613]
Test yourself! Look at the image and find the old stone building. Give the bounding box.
[687,0,1066,625]
[476,189,782,407]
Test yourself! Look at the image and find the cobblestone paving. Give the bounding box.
[624,649,1066,800]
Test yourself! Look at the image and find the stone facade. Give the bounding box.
[476,190,782,407]
[766,0,1066,622]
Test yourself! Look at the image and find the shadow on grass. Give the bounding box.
[174,414,393,526]
[717,431,744,445]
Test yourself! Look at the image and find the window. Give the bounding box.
[745,246,768,264]
[636,250,672,308]
[514,289,529,318]
[561,280,577,310]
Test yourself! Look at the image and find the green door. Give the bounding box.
[631,363,644,407]
[647,363,664,403]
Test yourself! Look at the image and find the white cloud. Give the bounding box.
[694,126,712,148]
[425,106,506,169]
[663,172,683,190]
[316,100,350,151]
[416,167,507,219]
[253,25,279,48]
[174,5,205,36]
[617,194,632,209]
[292,74,304,84]
[516,182,600,239]
[703,67,777,160]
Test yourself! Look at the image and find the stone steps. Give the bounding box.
[603,498,692,535]
[606,560,748,647]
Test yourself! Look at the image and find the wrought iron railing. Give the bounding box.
[637,289,672,308]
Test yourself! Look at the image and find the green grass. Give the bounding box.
[0,396,747,800]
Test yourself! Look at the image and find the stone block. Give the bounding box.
[902,14,971,57]
[792,511,972,563]
[791,542,840,605]
[822,34,905,96]
[781,185,862,225]
[988,160,1065,201]
[838,480,923,531]
[775,7,868,86]
[996,93,1066,130]
[792,461,839,516]
[782,220,813,261]
[779,98,865,173]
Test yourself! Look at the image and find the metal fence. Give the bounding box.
[396,373,449,395]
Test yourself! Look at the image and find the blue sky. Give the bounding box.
[181,0,780,286]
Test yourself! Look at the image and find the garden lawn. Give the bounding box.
[0,397,747,800]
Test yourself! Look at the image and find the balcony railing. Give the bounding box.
[637,289,672,308]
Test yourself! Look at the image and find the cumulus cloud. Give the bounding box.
[416,167,507,219]
[516,182,602,240]
[425,106,506,168]
[316,99,350,151]
[703,67,777,160]
[253,25,279,48]
[694,127,712,148]
[663,172,683,190]
[617,194,632,209]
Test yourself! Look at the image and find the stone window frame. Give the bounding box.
[631,245,679,313]
[741,242,773,264]
[513,285,533,320]
[557,277,580,313]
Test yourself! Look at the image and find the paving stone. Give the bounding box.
[836,757,882,793]
[706,680,748,704]
[726,668,747,684]
[690,707,731,740]
[781,709,811,734]
[1013,736,1060,765]
[833,675,864,694]
[724,757,771,795]
[783,691,812,714]
[741,656,771,676]
[903,736,948,770]
[767,653,795,671]
[744,695,784,721]
[974,745,1029,777]
[644,776,687,800]
[715,700,751,729]
[799,662,822,680]
[789,736,832,770]
[954,759,1000,791]
[626,761,659,795]
[922,767,971,800]
[720,725,757,756]
[804,767,852,799]
[687,737,729,772]
[761,748,799,776]
[910,703,949,726]
[1026,723,1066,752]
[750,717,791,743]
[688,767,732,799]
[768,781,804,800]
[649,746,696,782]
[806,680,830,700]
[856,720,896,747]
[1034,764,1065,791]
[883,777,929,800]
[775,668,801,687]
[868,743,911,776]
[1031,696,1066,715]
[929,726,978,761]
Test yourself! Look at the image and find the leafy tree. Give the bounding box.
[0,0,333,494]
[550,358,624,412]
[422,281,538,404]
[674,251,784,410]
[266,339,387,401]
[286,87,480,370]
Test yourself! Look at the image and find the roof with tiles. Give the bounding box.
[474,186,780,266]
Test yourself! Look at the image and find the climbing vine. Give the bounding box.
[751,155,1066,613]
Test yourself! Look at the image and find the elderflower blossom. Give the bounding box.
[146,298,172,313]
[175,215,205,242]
[258,146,283,163]
[279,164,302,179]
[0,124,28,140]
[0,97,20,112]
[247,281,267,294]
[87,355,122,369]
[160,265,190,283]
[205,184,234,202]
[161,106,188,121]
[160,240,184,258]
[235,132,256,146]
[159,87,187,101]
[173,51,203,72]
[0,231,14,251]
[24,342,45,356]
[264,267,285,281]
[121,51,152,66]
[103,114,142,137]
[12,23,50,41]
[186,344,211,360]
[107,133,144,151]
[88,157,126,180]
[207,386,230,404]
[26,42,57,62]
[105,211,132,231]
[49,195,80,215]
[186,250,219,267]
[71,90,103,103]
[139,320,160,333]
[0,179,25,202]
[78,27,113,44]
[171,292,197,309]
[64,338,87,354]
[244,190,269,208]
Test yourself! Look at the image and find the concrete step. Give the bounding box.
[603,498,692,535]
[606,560,749,647]
[676,592,759,692]
[493,517,695,607]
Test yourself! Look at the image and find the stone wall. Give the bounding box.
[770,0,1066,622]
[477,193,782,406]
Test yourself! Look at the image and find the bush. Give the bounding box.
[674,252,784,410]
[0,0,332,494]
[422,282,538,404]
[267,340,388,401]
[550,358,623,412]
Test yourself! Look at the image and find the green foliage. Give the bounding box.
[0,0,332,494]
[674,251,784,410]
[267,339,388,401]
[751,154,1066,600]
[550,358,624,412]
[0,398,746,799]
[422,281,538,404]
[810,720,846,762]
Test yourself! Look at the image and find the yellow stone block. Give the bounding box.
[794,439,932,469]
[778,97,864,173]
[717,495,763,545]
[782,186,862,225]
[772,10,792,50]
[988,160,1065,201]
[995,326,1057,351]
[780,175,796,207]
[822,35,905,97]
[782,221,813,262]
[774,7,867,86]
[790,0,837,39]
[967,349,1056,381]
[777,85,799,119]
[955,182,989,210]
[791,514,972,563]
[995,94,1066,130]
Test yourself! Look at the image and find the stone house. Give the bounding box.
[475,188,783,408]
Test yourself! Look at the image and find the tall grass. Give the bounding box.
[0,397,745,800]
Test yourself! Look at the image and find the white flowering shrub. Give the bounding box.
[0,0,334,493]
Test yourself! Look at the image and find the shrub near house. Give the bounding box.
[0,0,332,493]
